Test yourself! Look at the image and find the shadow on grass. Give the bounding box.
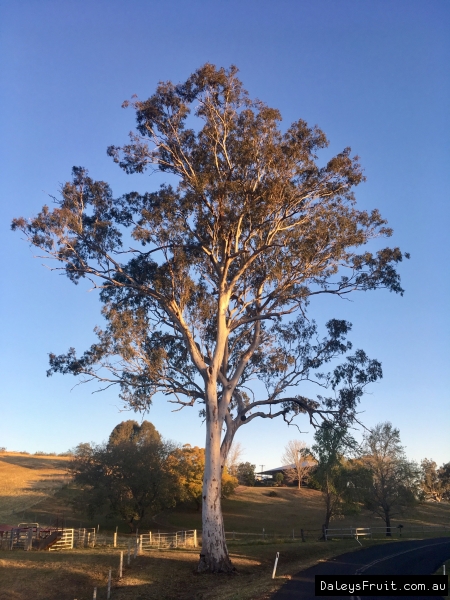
[0,456,69,470]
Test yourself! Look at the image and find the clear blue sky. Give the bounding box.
[1,0,449,469]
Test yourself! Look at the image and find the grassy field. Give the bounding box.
[0,538,395,600]
[1,454,449,599]
[0,453,69,524]
[157,485,450,537]
[2,535,448,600]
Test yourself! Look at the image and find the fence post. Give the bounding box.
[113,532,117,548]
[134,538,138,559]
[93,587,97,599]
[127,542,131,566]
[106,568,112,600]
[272,552,280,579]
[139,534,143,554]
[27,528,33,551]
[119,551,123,579]
[193,530,197,548]
[175,532,178,548]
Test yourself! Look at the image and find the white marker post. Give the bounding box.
[106,568,112,599]
[119,551,123,578]
[272,552,280,579]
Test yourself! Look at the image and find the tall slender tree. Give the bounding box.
[312,423,362,533]
[13,64,407,572]
[362,422,419,535]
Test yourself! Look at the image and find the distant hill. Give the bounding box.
[0,452,70,524]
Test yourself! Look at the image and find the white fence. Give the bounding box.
[89,529,198,551]
[325,527,371,540]
[139,530,197,550]
[1,526,75,551]
[49,529,74,551]
[74,528,97,548]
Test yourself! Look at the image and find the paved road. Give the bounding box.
[271,537,450,600]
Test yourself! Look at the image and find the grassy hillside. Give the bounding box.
[0,453,69,524]
[158,485,450,536]
[2,453,450,535]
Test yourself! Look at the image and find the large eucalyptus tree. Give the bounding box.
[13,64,407,572]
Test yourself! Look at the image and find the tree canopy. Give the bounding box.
[13,64,407,572]
[281,439,314,488]
[70,421,176,531]
[361,422,419,535]
[108,420,160,447]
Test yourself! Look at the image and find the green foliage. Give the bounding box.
[108,420,160,446]
[237,462,256,486]
[70,421,177,531]
[169,444,238,509]
[312,423,368,530]
[420,459,450,502]
[361,422,419,535]
[274,472,284,486]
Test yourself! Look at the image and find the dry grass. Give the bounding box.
[0,538,381,600]
[0,453,69,523]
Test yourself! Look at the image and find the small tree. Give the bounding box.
[274,472,284,487]
[226,441,244,478]
[171,445,237,510]
[437,463,450,501]
[420,459,450,503]
[311,423,364,533]
[361,422,419,536]
[281,440,314,488]
[13,64,407,572]
[236,462,256,486]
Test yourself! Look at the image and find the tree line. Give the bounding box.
[70,420,255,531]
[294,421,450,536]
[73,419,449,537]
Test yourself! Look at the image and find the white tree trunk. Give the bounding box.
[198,394,235,573]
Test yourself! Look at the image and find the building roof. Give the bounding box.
[257,460,315,475]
